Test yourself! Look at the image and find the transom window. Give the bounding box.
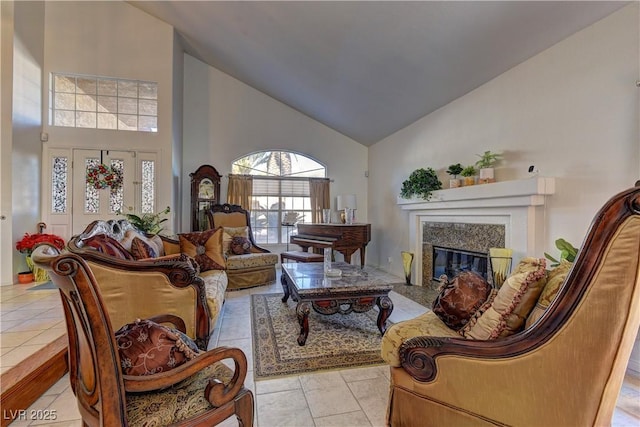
[232,151,326,244]
[50,73,158,132]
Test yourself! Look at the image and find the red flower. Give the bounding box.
[16,233,65,255]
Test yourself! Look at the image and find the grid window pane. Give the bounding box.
[138,99,157,116]
[76,112,96,128]
[76,94,96,111]
[139,82,157,99]
[55,110,75,127]
[76,78,97,95]
[97,79,117,96]
[118,97,137,115]
[118,114,137,130]
[138,116,157,132]
[54,75,75,93]
[97,96,117,113]
[118,81,138,97]
[55,93,75,110]
[97,113,117,129]
[51,73,157,133]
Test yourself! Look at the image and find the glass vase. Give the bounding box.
[401,251,414,285]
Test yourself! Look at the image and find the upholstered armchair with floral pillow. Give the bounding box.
[381,185,640,426]
[68,219,228,349]
[206,204,278,290]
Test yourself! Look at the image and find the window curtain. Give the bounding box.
[309,178,330,223]
[227,174,253,210]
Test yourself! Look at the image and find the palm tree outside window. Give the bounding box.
[231,151,327,245]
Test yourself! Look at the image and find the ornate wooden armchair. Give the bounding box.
[383,185,640,426]
[32,245,254,427]
[207,204,278,290]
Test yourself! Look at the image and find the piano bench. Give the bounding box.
[281,251,324,264]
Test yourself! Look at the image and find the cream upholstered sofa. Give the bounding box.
[68,219,227,349]
[381,185,640,426]
[206,204,278,290]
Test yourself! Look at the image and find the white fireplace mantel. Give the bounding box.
[398,177,555,286]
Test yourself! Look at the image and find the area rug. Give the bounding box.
[251,293,390,379]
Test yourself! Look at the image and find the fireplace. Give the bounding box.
[433,246,489,282]
[397,177,556,287]
[423,222,504,285]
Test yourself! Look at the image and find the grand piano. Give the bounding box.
[290,223,371,267]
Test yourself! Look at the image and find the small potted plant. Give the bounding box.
[446,163,464,188]
[475,151,502,184]
[460,166,477,186]
[400,167,442,200]
[119,206,171,235]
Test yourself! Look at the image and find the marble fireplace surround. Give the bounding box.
[397,177,555,286]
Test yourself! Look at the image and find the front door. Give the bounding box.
[71,149,136,235]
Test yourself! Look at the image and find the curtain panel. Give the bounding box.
[227,174,253,210]
[309,178,330,223]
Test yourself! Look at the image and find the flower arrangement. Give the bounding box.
[86,164,123,190]
[16,233,65,255]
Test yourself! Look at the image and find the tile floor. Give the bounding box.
[2,272,639,426]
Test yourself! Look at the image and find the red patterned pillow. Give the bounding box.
[229,236,252,255]
[179,228,225,271]
[82,234,133,260]
[115,319,200,376]
[432,271,493,330]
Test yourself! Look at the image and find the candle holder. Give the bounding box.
[489,248,513,288]
[401,251,414,285]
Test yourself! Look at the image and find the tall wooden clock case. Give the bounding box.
[190,165,221,231]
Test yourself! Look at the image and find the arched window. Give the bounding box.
[232,151,326,245]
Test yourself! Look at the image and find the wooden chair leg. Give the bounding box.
[235,389,255,427]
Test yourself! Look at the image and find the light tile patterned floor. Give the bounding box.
[2,272,639,426]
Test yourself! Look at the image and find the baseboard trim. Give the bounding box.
[0,335,68,427]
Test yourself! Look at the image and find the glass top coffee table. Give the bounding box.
[281,261,394,346]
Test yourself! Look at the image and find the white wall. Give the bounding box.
[8,1,44,279]
[1,1,16,284]
[41,1,177,231]
[182,54,368,253]
[369,4,639,276]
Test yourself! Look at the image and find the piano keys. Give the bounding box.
[291,223,371,267]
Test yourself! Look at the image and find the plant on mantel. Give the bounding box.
[446,163,464,189]
[460,165,477,186]
[400,167,442,200]
[475,150,503,184]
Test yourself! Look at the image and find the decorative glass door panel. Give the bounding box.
[72,149,136,235]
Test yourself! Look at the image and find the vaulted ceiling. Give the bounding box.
[129,1,628,146]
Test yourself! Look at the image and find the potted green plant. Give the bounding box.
[120,206,171,235]
[460,165,477,186]
[446,163,464,188]
[475,150,502,183]
[544,238,578,267]
[400,167,442,200]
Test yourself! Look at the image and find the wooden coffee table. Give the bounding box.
[280,261,394,346]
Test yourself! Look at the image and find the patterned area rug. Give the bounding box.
[252,294,391,379]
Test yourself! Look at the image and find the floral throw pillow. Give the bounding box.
[179,228,225,271]
[432,271,493,331]
[229,236,252,255]
[115,319,200,376]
